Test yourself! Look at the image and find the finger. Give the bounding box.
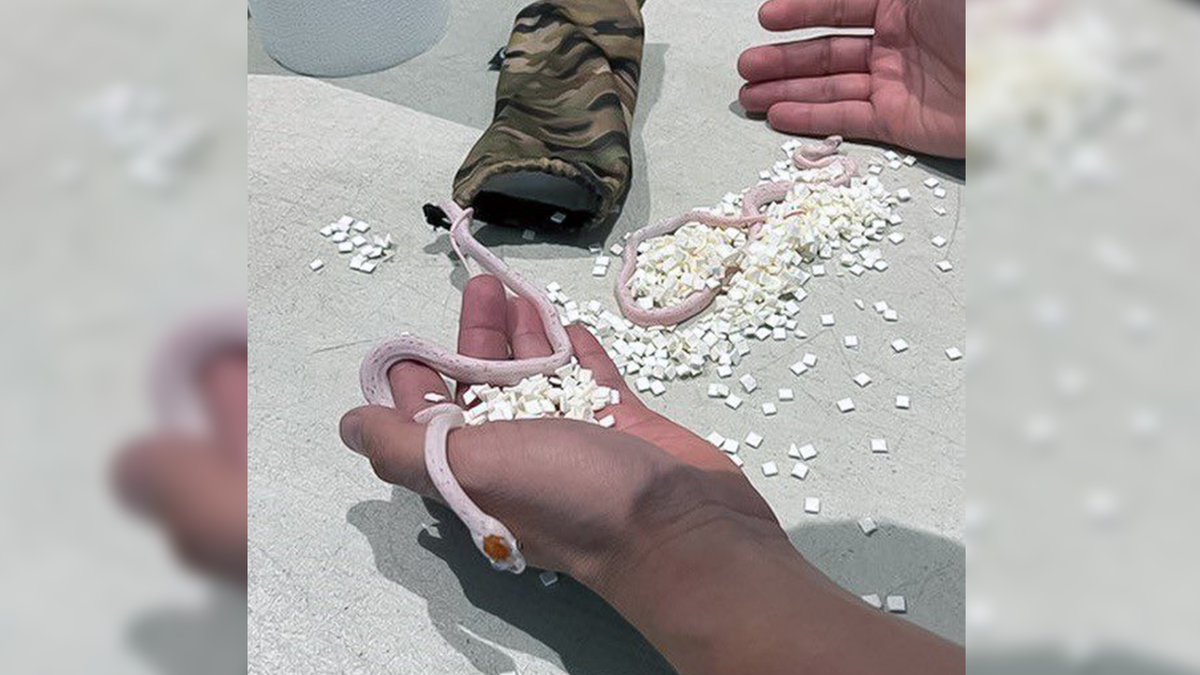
[507,296,553,359]
[114,437,247,582]
[341,405,440,499]
[737,37,870,83]
[198,347,247,462]
[456,275,510,403]
[758,0,878,31]
[767,100,880,141]
[389,361,453,422]
[739,73,871,113]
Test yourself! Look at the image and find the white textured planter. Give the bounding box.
[249,0,449,77]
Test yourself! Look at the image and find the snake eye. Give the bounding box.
[482,535,510,562]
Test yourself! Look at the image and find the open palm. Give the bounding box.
[738,0,965,158]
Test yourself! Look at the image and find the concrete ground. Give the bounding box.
[247,1,965,673]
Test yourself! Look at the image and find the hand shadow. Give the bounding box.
[127,585,248,675]
[348,488,675,675]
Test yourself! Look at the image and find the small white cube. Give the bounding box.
[837,398,856,413]
[650,380,666,396]
[821,313,835,327]
[946,346,964,361]
[522,229,536,241]
[790,361,809,376]
[804,497,821,514]
[730,454,745,468]
[844,335,859,348]
[802,353,818,367]
[717,365,734,378]
[793,443,817,460]
[862,593,883,608]
[895,188,911,202]
[903,155,917,166]
[935,260,954,273]
[791,462,810,480]
[891,339,909,353]
[888,232,905,244]
[725,395,744,410]
[540,570,559,587]
[706,431,725,447]
[883,308,899,322]
[634,377,651,392]
[933,187,947,199]
[739,374,759,393]
[745,432,764,448]
[895,395,911,409]
[309,259,325,271]
[762,403,777,416]
[720,438,739,454]
[598,414,616,428]
[923,177,940,189]
[870,438,888,453]
[931,235,948,248]
[778,388,794,401]
[337,242,354,253]
[423,392,446,403]
[933,205,948,216]
[886,595,907,613]
[761,461,779,477]
[858,517,878,535]
[853,372,873,388]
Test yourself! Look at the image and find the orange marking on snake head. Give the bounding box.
[483,535,510,562]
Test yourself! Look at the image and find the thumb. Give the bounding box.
[340,405,441,500]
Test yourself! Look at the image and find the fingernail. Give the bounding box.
[340,412,366,456]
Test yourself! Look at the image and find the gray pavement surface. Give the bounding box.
[248,2,965,673]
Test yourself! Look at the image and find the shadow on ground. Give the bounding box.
[348,486,965,675]
[969,648,1200,675]
[127,586,248,675]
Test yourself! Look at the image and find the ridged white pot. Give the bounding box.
[249,0,449,77]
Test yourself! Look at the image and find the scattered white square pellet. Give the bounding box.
[331,231,349,243]
[862,593,883,608]
[858,517,878,535]
[790,361,809,376]
[353,220,371,233]
[725,395,744,410]
[634,377,651,392]
[884,150,900,161]
[933,205,947,216]
[309,259,325,271]
[791,462,809,480]
[717,365,734,378]
[946,346,964,361]
[761,461,779,477]
[891,339,909,353]
[933,187,947,199]
[592,266,608,277]
[745,432,764,448]
[895,188,911,202]
[873,300,889,313]
[598,414,616,428]
[319,225,335,237]
[707,383,729,398]
[853,372,873,387]
[762,402,777,416]
[423,392,447,403]
[923,177,940,189]
[540,570,559,587]
[895,395,911,409]
[883,308,899,322]
[521,229,536,241]
[778,388,794,401]
[837,398,856,413]
[720,438,739,454]
[931,235,947,248]
[337,242,354,253]
[802,353,818,367]
[888,232,905,244]
[706,431,725,447]
[844,335,859,348]
[551,212,567,224]
[361,261,377,273]
[935,260,954,273]
[793,443,817,460]
[804,497,821,514]
[739,374,759,393]
[730,454,745,468]
[350,234,367,247]
[887,159,902,170]
[649,380,666,396]
[336,215,354,229]
[903,155,917,166]
[886,595,907,613]
[868,164,883,175]
[870,438,888,453]
[811,264,826,276]
[854,298,865,310]
[821,313,835,327]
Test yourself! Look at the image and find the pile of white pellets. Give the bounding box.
[309,215,395,273]
[458,363,618,428]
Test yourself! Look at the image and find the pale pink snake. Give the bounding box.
[358,136,854,574]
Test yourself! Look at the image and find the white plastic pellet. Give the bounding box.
[707,383,729,398]
[338,242,354,253]
[853,372,872,388]
[903,155,917,166]
[336,216,355,229]
[739,373,758,393]
[725,395,743,410]
[844,335,859,348]
[854,298,865,310]
[361,261,377,273]
[883,308,899,322]
[837,398,855,413]
[353,221,371,233]
[778,388,794,401]
[895,188,911,202]
[540,570,559,587]
[936,260,954,273]
[319,225,335,237]
[350,234,367,247]
[804,497,821,514]
[745,432,764,448]
[931,235,947,248]
[858,517,878,535]
[762,402,777,416]
[885,150,900,161]
[634,377,651,392]
[730,454,745,468]
[598,414,616,428]
[793,443,817,460]
[888,232,905,244]
[331,231,349,243]
[933,205,947,216]
[650,380,666,396]
[873,301,889,313]
[802,353,817,367]
[868,164,883,175]
[886,595,907,613]
[891,339,909,353]
[423,392,447,403]
[717,365,734,378]
[811,264,826,276]
[946,346,964,361]
[720,439,740,454]
[761,461,779,477]
[821,313,835,327]
[592,266,608,277]
[895,395,911,409]
[923,177,940,189]
[706,431,725,447]
[933,187,947,199]
[522,229,536,241]
[309,259,325,271]
[888,160,902,170]
[551,212,567,224]
[870,438,888,453]
[862,593,883,608]
[791,462,809,480]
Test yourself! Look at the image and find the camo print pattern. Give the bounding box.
[452,0,645,229]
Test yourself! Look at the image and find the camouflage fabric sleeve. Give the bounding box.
[451,0,645,231]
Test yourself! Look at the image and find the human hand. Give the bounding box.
[738,0,965,158]
[113,348,248,584]
[339,274,781,594]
